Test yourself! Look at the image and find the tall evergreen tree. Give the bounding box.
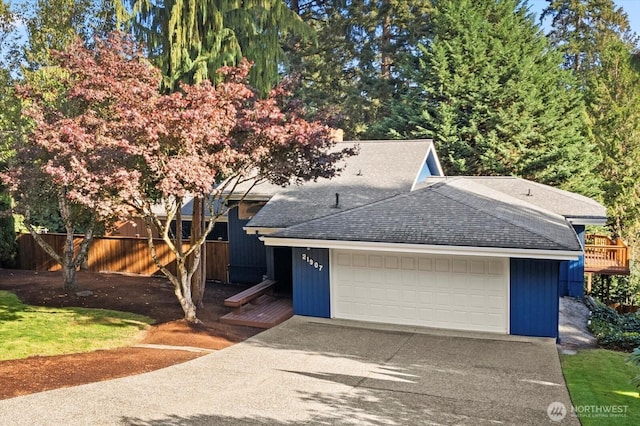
[383,0,598,194]
[120,0,311,94]
[544,0,640,247]
[285,0,432,139]
[543,0,636,74]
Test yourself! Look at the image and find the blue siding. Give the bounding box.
[292,247,330,318]
[559,225,585,297]
[416,151,444,182]
[227,207,267,283]
[426,151,442,176]
[510,258,560,338]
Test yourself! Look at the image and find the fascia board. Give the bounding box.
[260,237,582,261]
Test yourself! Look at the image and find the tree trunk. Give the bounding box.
[191,196,206,308]
[290,0,299,15]
[176,259,200,324]
[380,4,392,80]
[145,214,202,324]
[62,262,78,291]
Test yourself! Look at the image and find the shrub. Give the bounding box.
[0,193,16,267]
[628,347,640,392]
[589,300,640,351]
[590,266,640,306]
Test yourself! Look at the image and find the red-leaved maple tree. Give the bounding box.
[5,33,352,323]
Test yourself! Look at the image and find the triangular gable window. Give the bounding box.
[416,150,443,182]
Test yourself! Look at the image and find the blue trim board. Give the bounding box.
[510,258,560,338]
[559,225,585,297]
[292,247,330,318]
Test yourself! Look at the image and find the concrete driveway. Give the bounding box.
[0,316,578,425]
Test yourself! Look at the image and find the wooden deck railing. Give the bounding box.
[584,234,630,275]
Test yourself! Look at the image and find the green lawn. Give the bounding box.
[561,349,640,425]
[0,290,154,361]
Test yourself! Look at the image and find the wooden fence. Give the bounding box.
[16,233,229,282]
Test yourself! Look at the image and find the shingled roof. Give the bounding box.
[428,177,606,224]
[246,140,436,229]
[265,178,583,253]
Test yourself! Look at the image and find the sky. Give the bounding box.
[528,0,640,35]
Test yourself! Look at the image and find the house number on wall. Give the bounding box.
[301,253,324,271]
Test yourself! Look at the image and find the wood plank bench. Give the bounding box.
[224,279,277,308]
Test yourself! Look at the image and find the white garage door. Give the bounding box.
[331,250,509,333]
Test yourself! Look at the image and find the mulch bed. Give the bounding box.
[0,269,263,400]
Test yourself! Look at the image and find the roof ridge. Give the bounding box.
[430,180,580,249]
[520,178,602,206]
[465,176,602,207]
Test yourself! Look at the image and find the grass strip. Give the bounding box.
[561,349,640,425]
[0,290,154,361]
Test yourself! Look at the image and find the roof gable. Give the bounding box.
[247,139,439,229]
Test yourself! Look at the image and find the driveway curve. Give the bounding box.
[0,316,578,425]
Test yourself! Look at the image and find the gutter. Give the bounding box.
[260,237,582,261]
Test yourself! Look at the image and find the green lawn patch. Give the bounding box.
[561,349,640,425]
[0,290,154,361]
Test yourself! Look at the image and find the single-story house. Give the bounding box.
[221,139,606,339]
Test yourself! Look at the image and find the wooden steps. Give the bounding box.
[224,279,277,308]
[220,297,293,329]
[220,279,292,328]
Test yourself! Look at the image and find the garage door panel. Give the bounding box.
[401,257,416,270]
[418,258,433,271]
[352,254,367,267]
[332,250,508,333]
[489,261,505,275]
[335,266,353,281]
[470,260,486,274]
[452,259,468,273]
[435,259,450,272]
[402,270,419,285]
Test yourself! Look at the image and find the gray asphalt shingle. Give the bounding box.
[269,179,582,252]
[247,140,434,228]
[437,176,606,221]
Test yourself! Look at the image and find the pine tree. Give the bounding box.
[543,0,636,75]
[383,0,598,194]
[284,0,432,139]
[120,0,311,95]
[544,0,640,247]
